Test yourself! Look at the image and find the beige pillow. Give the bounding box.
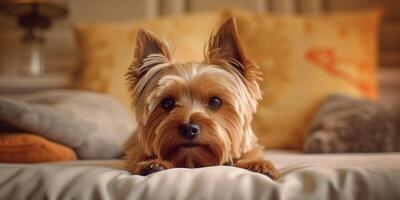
[75,12,224,108]
[225,8,381,149]
[75,9,381,150]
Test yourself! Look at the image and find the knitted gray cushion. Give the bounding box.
[304,95,400,153]
[0,90,135,159]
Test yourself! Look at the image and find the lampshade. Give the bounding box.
[0,0,68,76]
[0,0,68,19]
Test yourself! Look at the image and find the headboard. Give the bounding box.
[0,0,399,104]
[0,0,398,72]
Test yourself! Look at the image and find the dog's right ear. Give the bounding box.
[126,29,171,84]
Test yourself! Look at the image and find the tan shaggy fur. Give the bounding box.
[124,18,279,179]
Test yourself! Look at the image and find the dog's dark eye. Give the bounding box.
[208,97,222,110]
[161,97,175,110]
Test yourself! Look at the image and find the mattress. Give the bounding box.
[0,151,399,200]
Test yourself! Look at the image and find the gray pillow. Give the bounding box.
[0,90,135,159]
[304,95,400,153]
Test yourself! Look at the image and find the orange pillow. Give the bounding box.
[225,8,382,149]
[74,12,224,108]
[0,133,77,163]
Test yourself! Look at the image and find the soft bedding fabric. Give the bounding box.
[0,90,135,159]
[0,151,399,200]
[304,95,400,153]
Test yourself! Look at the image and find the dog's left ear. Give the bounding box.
[205,17,259,81]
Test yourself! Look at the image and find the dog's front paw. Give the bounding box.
[235,159,279,180]
[128,159,173,176]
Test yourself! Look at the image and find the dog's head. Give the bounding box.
[126,18,261,168]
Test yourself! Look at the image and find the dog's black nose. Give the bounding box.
[179,123,200,140]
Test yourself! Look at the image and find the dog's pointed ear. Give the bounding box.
[127,29,171,84]
[134,29,171,64]
[205,17,257,80]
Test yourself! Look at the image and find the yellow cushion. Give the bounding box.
[0,133,77,163]
[74,12,224,108]
[225,8,381,149]
[74,9,381,150]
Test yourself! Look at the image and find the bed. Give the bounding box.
[1,0,400,200]
[1,151,399,199]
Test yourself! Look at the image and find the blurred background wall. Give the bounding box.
[0,0,399,74]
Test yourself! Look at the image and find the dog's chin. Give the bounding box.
[180,142,200,148]
[160,143,222,168]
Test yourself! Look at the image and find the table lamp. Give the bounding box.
[0,0,68,76]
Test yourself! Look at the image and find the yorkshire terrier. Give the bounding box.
[124,17,279,179]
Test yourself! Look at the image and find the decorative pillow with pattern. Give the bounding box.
[226,8,381,150]
[74,8,381,150]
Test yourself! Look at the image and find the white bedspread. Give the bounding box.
[0,151,399,200]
